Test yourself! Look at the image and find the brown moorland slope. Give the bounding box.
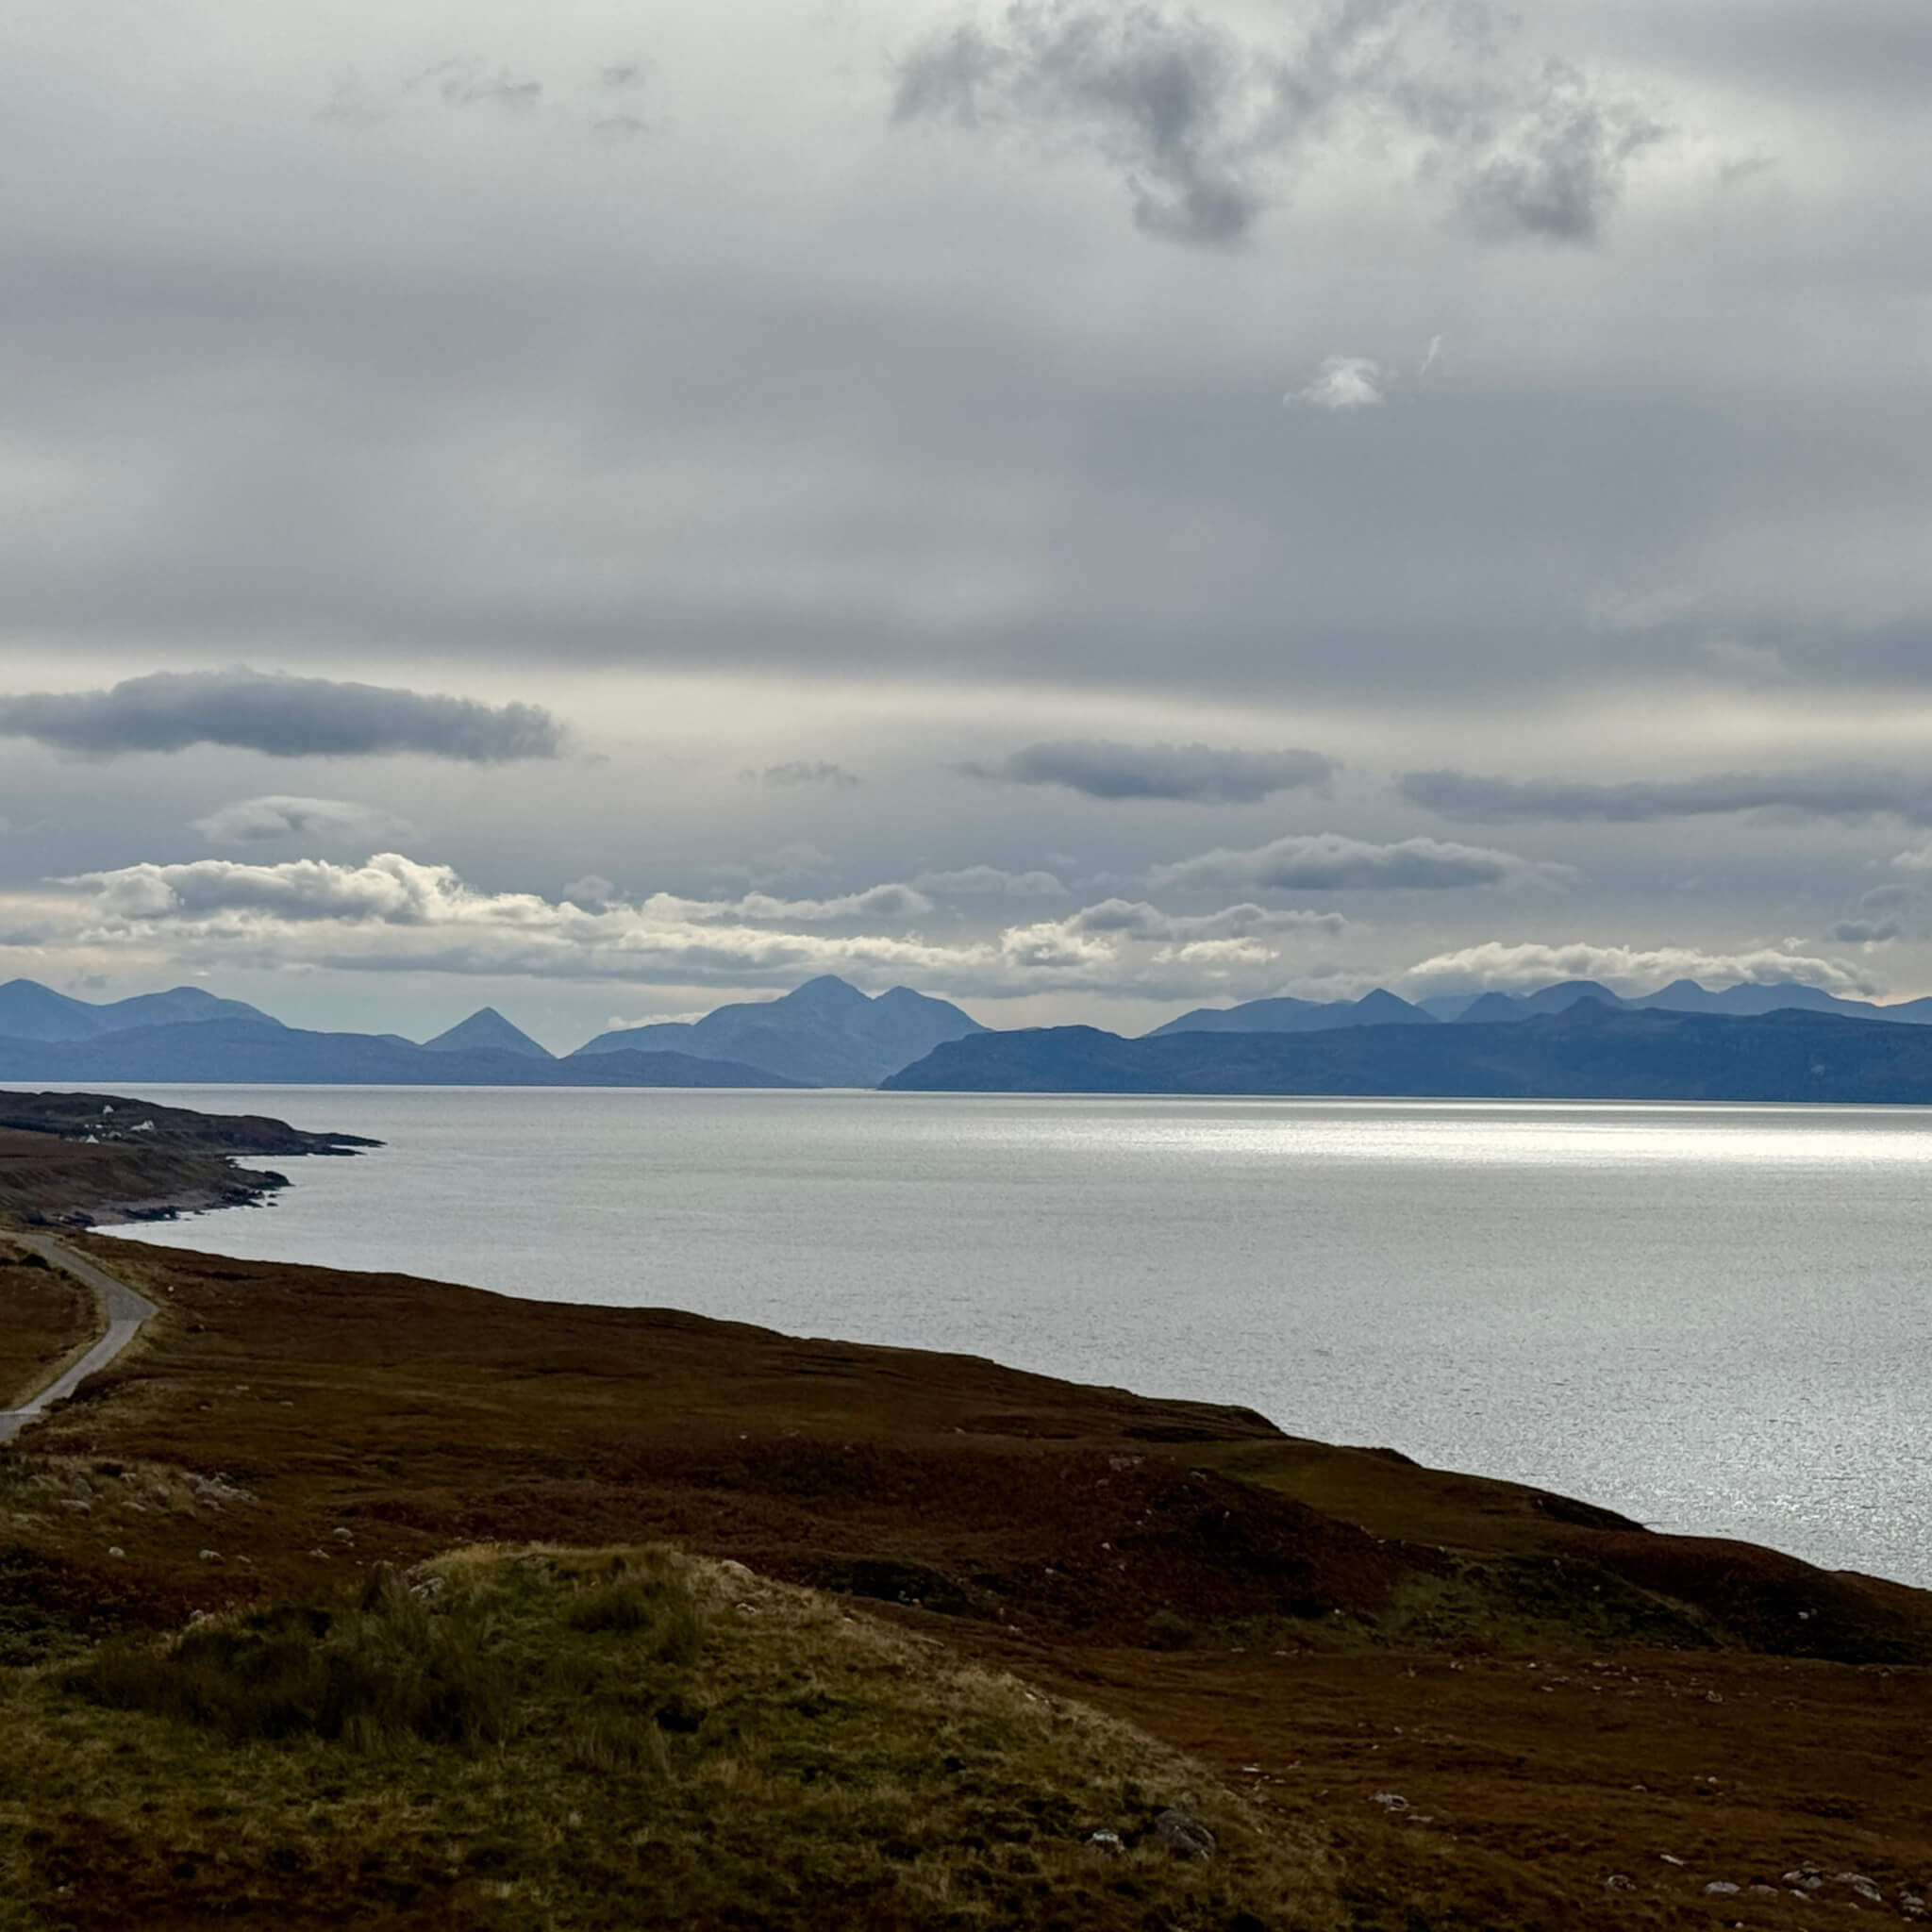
[3,1226,1927,1929]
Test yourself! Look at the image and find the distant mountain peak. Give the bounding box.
[1353,989,1435,1022]
[781,974,871,1010]
[567,973,983,1085]
[421,1008,553,1059]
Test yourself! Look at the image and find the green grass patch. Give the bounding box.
[1,1544,1337,1931]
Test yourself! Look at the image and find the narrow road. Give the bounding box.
[0,1233,158,1446]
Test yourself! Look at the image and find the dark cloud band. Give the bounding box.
[1403,765,1932,824]
[964,740,1336,804]
[0,669,565,763]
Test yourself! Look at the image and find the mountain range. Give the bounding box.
[1155,976,1932,1034]
[0,1020,799,1089]
[7,971,1932,1094]
[0,974,982,1088]
[885,1001,1932,1103]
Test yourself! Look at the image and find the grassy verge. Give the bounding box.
[0,1245,102,1408]
[1,1544,1337,1932]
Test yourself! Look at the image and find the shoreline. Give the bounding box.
[0,1086,376,1230]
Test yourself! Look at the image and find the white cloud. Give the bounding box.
[1399,940,1881,999]
[1287,355,1389,411]
[1058,897,1345,940]
[192,794,413,847]
[1149,833,1573,894]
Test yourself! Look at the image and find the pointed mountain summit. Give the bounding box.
[1349,989,1436,1026]
[779,974,874,1015]
[571,974,985,1086]
[422,1008,554,1058]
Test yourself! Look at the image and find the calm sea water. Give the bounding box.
[90,1086,1930,1589]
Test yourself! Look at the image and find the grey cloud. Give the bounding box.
[745,760,862,789]
[192,794,413,846]
[419,64,544,112]
[1149,832,1571,893]
[896,5,1264,245]
[1459,62,1666,243]
[1403,765,1932,824]
[915,865,1069,897]
[725,884,933,922]
[328,58,645,136]
[1824,884,1924,945]
[0,669,565,763]
[893,0,1662,247]
[965,740,1336,804]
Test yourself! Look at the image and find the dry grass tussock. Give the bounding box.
[0,1543,1340,1931]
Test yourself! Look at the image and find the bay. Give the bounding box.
[93,1086,1931,1589]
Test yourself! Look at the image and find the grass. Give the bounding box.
[0,1544,1339,1932]
[67,1569,519,1751]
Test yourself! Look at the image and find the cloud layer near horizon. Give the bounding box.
[4,849,1876,1028]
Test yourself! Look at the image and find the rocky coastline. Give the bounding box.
[0,1088,376,1228]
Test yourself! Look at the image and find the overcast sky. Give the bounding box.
[3,0,1930,1046]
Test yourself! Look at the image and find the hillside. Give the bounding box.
[2,1223,1928,1927]
[889,1002,1932,1101]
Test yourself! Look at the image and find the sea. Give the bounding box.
[87,1086,1930,1591]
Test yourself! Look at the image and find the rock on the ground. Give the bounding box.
[1151,1809,1216,1861]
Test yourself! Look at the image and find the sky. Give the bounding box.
[3,0,1930,1049]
